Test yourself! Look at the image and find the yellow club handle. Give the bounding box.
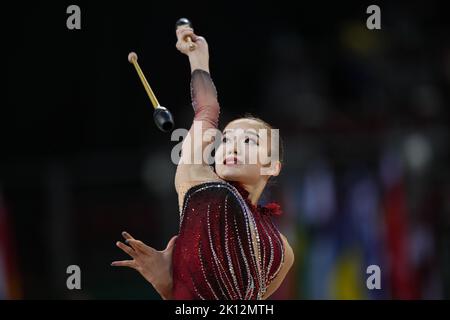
[128,52,160,109]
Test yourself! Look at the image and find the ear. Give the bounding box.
[266,160,282,177]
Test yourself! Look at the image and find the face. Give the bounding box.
[214,119,281,184]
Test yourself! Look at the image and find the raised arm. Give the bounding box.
[174,26,223,211]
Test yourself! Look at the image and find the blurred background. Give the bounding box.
[2,1,449,299]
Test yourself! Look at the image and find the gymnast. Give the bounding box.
[112,21,294,300]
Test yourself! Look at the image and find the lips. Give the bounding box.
[224,156,241,165]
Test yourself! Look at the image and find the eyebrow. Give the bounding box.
[223,129,260,138]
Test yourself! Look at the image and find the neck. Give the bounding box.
[240,179,267,206]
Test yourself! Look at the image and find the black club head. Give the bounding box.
[153,106,174,132]
[175,18,193,30]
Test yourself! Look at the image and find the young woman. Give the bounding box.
[112,25,294,300]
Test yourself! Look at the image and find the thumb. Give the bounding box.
[164,235,178,252]
[194,36,207,45]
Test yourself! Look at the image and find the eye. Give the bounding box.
[222,136,229,143]
[244,137,258,145]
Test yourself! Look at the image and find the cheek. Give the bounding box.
[243,145,262,165]
[215,144,225,164]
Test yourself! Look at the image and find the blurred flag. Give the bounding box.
[330,249,364,299]
[346,171,386,299]
[380,148,418,299]
[307,236,336,299]
[297,159,338,299]
[0,190,22,299]
[382,179,418,298]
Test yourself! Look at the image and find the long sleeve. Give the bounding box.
[174,69,222,213]
[190,69,220,129]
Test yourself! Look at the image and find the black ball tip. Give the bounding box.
[153,106,174,132]
[175,18,192,29]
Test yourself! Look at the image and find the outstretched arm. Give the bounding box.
[174,27,223,211]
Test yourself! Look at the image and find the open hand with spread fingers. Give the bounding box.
[112,231,178,300]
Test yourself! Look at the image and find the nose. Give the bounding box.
[224,137,238,156]
[226,148,238,156]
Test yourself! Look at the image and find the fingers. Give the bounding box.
[176,28,199,52]
[122,231,134,241]
[177,28,195,43]
[176,25,191,34]
[116,241,136,259]
[176,26,194,40]
[126,239,155,254]
[111,260,136,268]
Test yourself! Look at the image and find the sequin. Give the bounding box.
[172,181,284,300]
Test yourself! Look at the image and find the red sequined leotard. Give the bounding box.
[172,70,285,300]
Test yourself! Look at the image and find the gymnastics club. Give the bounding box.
[128,52,174,132]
